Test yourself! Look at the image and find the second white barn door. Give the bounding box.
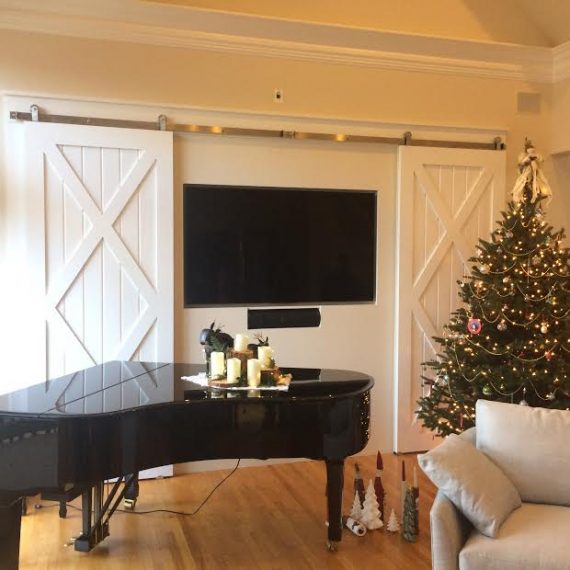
[394,146,505,453]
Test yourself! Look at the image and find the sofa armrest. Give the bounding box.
[430,490,472,570]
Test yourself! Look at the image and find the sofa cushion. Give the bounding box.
[418,434,521,538]
[476,400,570,506]
[459,503,570,570]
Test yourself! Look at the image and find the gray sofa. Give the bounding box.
[422,400,570,570]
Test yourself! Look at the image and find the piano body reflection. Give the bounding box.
[0,362,373,569]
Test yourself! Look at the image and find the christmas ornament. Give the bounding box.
[519,388,529,406]
[479,264,490,274]
[546,392,556,401]
[467,318,482,334]
[502,276,511,284]
[506,230,513,238]
[511,144,552,204]
[482,384,493,396]
[497,321,507,332]
[540,323,548,334]
[531,255,541,266]
[545,351,553,361]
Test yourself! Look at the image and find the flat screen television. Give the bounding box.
[183,184,377,306]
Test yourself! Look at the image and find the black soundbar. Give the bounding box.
[247,308,321,329]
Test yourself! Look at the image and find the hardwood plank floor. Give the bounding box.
[19,454,435,569]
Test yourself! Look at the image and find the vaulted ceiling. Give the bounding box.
[147,0,570,47]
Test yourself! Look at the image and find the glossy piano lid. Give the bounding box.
[0,361,373,416]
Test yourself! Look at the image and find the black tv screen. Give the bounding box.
[183,184,377,306]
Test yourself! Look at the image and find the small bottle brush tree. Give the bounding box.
[349,490,363,522]
[360,480,383,530]
[417,142,570,437]
[386,509,400,533]
[401,486,418,542]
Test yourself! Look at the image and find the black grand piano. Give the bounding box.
[0,361,373,569]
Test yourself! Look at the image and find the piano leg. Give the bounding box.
[74,474,136,553]
[123,473,139,510]
[0,496,22,570]
[325,458,344,551]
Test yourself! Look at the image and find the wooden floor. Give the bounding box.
[20,454,435,569]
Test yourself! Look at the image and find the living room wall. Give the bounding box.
[0,27,565,457]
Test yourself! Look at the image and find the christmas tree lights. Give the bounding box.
[417,142,570,437]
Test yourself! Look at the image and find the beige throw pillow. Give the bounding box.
[418,434,521,538]
[476,399,570,507]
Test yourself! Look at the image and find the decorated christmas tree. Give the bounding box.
[417,142,570,437]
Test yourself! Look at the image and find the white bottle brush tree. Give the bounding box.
[360,480,383,530]
[349,490,363,521]
[386,508,400,533]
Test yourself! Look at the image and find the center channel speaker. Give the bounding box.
[247,308,321,329]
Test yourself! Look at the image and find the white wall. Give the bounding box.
[174,133,398,460]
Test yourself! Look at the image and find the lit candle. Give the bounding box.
[257,346,273,369]
[210,351,225,377]
[234,334,249,352]
[226,358,241,384]
[247,358,261,387]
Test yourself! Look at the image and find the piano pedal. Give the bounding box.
[326,540,339,552]
[64,536,79,548]
[123,498,137,510]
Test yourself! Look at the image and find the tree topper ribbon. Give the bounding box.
[511,144,552,204]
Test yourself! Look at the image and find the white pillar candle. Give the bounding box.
[210,351,225,377]
[226,358,241,384]
[247,358,261,387]
[234,334,249,352]
[257,346,273,369]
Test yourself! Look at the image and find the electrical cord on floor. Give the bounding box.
[33,458,241,517]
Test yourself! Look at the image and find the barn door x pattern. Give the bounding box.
[29,124,173,382]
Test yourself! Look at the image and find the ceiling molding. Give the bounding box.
[0,7,555,83]
[553,41,570,82]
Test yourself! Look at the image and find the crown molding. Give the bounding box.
[553,41,570,82]
[0,6,555,83]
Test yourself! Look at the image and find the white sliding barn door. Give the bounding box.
[25,122,173,378]
[394,146,505,453]
[25,122,174,478]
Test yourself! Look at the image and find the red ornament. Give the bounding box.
[545,351,553,361]
[467,318,482,334]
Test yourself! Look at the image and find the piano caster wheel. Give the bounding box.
[326,541,338,552]
[123,498,136,510]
